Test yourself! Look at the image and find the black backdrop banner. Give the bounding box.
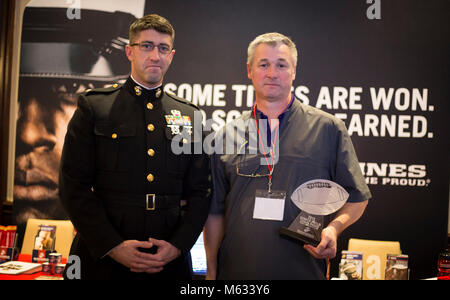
[12,0,449,280]
[146,0,449,279]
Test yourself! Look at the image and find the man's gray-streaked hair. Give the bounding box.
[247,32,298,66]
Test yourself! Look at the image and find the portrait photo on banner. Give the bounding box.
[13,0,145,245]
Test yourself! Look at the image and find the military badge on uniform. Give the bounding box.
[134,85,142,96]
[165,109,193,136]
[155,88,162,98]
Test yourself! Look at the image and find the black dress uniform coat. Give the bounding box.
[59,77,211,279]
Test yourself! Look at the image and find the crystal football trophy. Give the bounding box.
[280,179,349,246]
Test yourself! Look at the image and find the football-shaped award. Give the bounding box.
[280,179,349,246]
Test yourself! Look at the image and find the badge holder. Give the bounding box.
[253,189,286,221]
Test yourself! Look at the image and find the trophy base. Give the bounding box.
[279,226,320,247]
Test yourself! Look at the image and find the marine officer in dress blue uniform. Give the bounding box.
[60,14,211,280]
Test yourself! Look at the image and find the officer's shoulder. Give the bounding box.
[165,90,199,110]
[83,83,122,96]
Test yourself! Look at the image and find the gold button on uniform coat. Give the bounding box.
[147,173,154,182]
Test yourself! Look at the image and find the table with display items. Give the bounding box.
[0,254,66,280]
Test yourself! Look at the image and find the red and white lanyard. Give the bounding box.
[253,104,279,193]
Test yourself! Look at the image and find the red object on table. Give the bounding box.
[0,253,66,280]
[437,249,450,280]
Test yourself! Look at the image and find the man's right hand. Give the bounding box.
[108,240,165,273]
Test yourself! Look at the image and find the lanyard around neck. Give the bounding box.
[253,104,279,190]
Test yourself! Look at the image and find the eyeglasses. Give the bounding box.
[236,164,273,178]
[129,42,172,54]
[235,140,274,178]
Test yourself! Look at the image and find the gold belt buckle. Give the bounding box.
[146,194,156,210]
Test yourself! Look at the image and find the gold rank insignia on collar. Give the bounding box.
[134,85,142,96]
[156,88,162,98]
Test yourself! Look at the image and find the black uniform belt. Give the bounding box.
[99,191,181,211]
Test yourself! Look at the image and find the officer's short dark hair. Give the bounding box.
[129,14,175,44]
